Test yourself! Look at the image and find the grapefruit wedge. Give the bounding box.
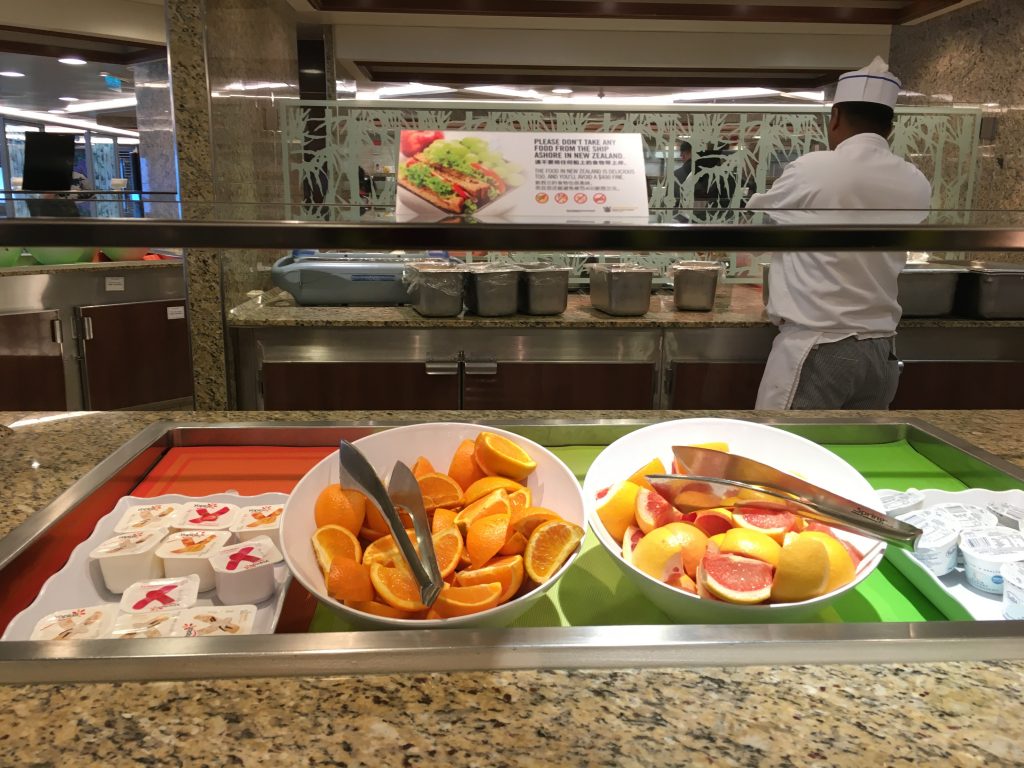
[699,553,773,605]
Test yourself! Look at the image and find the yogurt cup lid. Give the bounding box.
[119,575,201,613]
[1001,561,1024,589]
[175,502,240,529]
[156,530,232,559]
[90,529,166,559]
[958,527,1024,562]
[30,605,118,641]
[986,501,1024,523]
[923,503,997,532]
[210,536,283,574]
[109,610,181,639]
[175,605,257,637]
[115,503,181,532]
[230,505,283,532]
[877,489,925,514]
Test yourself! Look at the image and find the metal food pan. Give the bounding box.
[1,418,1024,684]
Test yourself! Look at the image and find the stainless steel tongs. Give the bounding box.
[337,440,443,606]
[651,445,923,550]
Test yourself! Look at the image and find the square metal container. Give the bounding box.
[898,263,967,317]
[588,264,655,316]
[669,261,723,312]
[517,263,571,316]
[464,264,522,317]
[404,263,466,317]
[956,261,1024,319]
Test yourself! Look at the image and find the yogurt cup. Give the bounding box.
[1001,562,1024,620]
[89,528,167,593]
[30,605,118,641]
[923,503,997,533]
[174,605,257,637]
[958,527,1024,595]
[109,610,181,639]
[114,502,181,533]
[119,575,201,614]
[210,536,282,604]
[173,502,240,532]
[986,501,1024,531]
[230,504,283,548]
[896,510,958,577]
[156,530,232,591]
[877,489,925,517]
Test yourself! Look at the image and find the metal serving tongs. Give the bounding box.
[649,445,923,550]
[337,441,443,606]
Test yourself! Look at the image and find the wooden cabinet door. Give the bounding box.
[669,361,766,409]
[462,361,657,410]
[261,361,461,410]
[79,300,193,410]
[892,361,1024,409]
[0,310,66,410]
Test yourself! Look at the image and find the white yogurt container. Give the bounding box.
[958,527,1024,595]
[29,605,118,641]
[89,528,167,593]
[173,502,240,532]
[1001,562,1024,620]
[877,489,925,517]
[986,501,1024,532]
[114,502,181,533]
[109,610,181,639]
[896,510,959,577]
[230,504,283,548]
[119,575,201,614]
[924,503,997,533]
[175,605,257,637]
[156,530,232,591]
[210,536,282,604]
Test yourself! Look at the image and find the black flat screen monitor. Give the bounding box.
[22,133,75,192]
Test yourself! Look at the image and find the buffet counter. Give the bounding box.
[0,408,1022,765]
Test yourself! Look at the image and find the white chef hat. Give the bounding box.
[834,56,901,108]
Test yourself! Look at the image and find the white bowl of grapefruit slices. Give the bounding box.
[281,422,586,629]
[583,418,886,623]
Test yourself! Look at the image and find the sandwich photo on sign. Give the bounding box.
[397,131,527,218]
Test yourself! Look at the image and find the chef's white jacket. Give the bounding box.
[746,132,933,408]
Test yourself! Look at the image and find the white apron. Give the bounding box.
[755,326,830,409]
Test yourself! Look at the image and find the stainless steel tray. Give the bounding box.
[2,417,1024,684]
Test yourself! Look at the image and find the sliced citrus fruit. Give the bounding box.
[771,535,830,603]
[432,525,464,578]
[433,582,503,618]
[635,487,686,534]
[718,527,782,567]
[732,505,798,544]
[416,472,464,512]
[314,484,366,534]
[345,600,415,620]
[595,480,642,543]
[798,531,856,593]
[453,489,510,535]
[362,531,410,568]
[665,570,697,594]
[499,530,528,556]
[523,519,584,583]
[621,524,643,564]
[312,524,362,574]
[358,491,388,536]
[326,558,375,602]
[473,431,537,482]
[626,457,666,492]
[463,476,525,505]
[507,487,532,517]
[693,507,734,538]
[466,511,511,569]
[447,438,486,492]
[411,456,435,479]
[700,553,773,604]
[431,507,458,534]
[369,563,427,611]
[511,507,561,539]
[456,554,525,604]
[631,521,708,581]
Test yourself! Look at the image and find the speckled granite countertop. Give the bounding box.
[1,408,1023,765]
[0,259,183,278]
[230,285,1024,329]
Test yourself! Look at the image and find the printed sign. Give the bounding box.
[104,276,125,292]
[166,306,185,320]
[395,130,648,223]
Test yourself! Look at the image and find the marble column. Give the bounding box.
[129,58,179,219]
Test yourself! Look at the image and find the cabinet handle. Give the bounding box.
[83,316,94,341]
[50,319,63,345]
[425,361,459,376]
[464,360,498,376]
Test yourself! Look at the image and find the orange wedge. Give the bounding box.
[432,525,465,578]
[417,472,464,512]
[627,457,666,492]
[448,438,486,492]
[312,524,362,574]
[511,506,561,539]
[466,512,511,569]
[314,485,366,534]
[362,531,411,568]
[411,456,435,479]
[499,530,528,556]
[507,487,532,516]
[345,600,415,620]
[523,519,584,583]
[463,476,525,505]
[431,507,458,534]
[473,432,537,482]
[456,554,525,604]
[326,558,374,602]
[369,563,427,612]
[433,582,503,618]
[453,489,511,535]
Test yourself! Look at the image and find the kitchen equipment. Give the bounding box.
[588,264,656,316]
[464,263,522,317]
[898,262,966,317]
[404,262,466,317]
[337,440,442,606]
[955,260,1024,319]
[670,445,922,548]
[669,260,723,311]
[518,262,570,315]
[271,252,425,306]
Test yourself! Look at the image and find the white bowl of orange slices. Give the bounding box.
[583,418,886,623]
[281,422,586,629]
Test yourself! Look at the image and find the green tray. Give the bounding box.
[312,438,978,632]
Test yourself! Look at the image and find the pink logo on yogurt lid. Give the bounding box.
[132,584,178,610]
[226,547,261,571]
[188,505,232,524]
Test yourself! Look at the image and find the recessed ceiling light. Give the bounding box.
[64,96,138,113]
[0,71,25,78]
[552,88,573,94]
[59,57,87,66]
[58,96,79,102]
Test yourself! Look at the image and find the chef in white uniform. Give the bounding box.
[747,57,933,410]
